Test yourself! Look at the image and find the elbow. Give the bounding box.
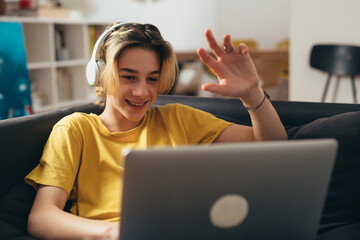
[27,211,48,239]
[261,129,288,141]
[281,128,288,141]
[284,133,289,140]
[279,129,288,141]
[274,130,288,141]
[271,125,288,141]
[279,135,288,141]
[27,212,40,238]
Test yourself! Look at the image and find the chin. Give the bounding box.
[125,112,147,123]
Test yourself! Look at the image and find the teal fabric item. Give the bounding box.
[0,22,32,119]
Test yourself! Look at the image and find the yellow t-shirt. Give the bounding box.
[25,103,232,222]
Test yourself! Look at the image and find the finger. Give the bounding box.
[222,34,234,53]
[238,43,249,55]
[197,48,218,69]
[205,29,223,57]
[202,83,226,95]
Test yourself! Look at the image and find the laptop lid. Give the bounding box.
[120,139,337,240]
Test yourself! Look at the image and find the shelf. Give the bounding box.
[0,18,109,113]
[55,99,94,109]
[0,16,109,25]
[54,24,85,61]
[23,22,52,63]
[55,59,88,67]
[32,104,55,113]
[27,62,53,69]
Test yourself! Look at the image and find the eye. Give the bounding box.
[122,76,136,81]
[147,77,159,82]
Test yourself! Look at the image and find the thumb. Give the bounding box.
[202,83,226,95]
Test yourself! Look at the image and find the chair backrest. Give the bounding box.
[310,44,360,76]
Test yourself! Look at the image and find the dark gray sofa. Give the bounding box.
[0,94,359,239]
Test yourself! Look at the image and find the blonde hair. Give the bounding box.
[94,22,178,106]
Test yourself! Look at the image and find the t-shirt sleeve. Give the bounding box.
[171,104,232,144]
[25,122,82,197]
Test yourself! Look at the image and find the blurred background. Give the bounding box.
[1,0,359,117]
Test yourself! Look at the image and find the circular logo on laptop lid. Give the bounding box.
[210,194,249,228]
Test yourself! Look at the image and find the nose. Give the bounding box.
[132,79,149,97]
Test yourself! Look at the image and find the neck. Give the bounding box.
[99,107,142,133]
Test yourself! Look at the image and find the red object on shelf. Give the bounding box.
[0,0,6,15]
[25,105,33,115]
[19,0,31,9]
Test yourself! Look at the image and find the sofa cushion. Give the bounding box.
[0,181,37,239]
[213,114,251,126]
[316,223,360,240]
[286,111,360,236]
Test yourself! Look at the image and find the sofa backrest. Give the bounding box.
[154,95,360,126]
[1,94,360,199]
[0,103,103,199]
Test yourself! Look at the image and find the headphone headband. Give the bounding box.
[86,22,124,86]
[91,22,124,61]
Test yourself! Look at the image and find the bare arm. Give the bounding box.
[197,30,287,142]
[27,185,119,240]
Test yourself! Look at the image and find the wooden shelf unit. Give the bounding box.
[0,17,109,113]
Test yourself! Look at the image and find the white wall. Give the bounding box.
[290,0,360,103]
[216,0,289,49]
[62,0,218,51]
[62,0,289,51]
[60,0,360,103]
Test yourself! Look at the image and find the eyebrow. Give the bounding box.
[119,68,160,75]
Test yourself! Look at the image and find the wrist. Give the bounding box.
[240,85,270,112]
[86,221,119,240]
[239,84,262,106]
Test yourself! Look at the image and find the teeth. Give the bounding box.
[128,101,145,107]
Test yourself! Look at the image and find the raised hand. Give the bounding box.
[197,29,260,99]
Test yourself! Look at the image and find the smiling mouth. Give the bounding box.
[126,100,148,107]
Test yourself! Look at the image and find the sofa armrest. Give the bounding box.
[0,103,103,199]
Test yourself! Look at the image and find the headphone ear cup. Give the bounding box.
[86,59,106,87]
[97,59,106,80]
[86,60,98,86]
[87,22,124,87]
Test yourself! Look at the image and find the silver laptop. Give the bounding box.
[120,139,337,240]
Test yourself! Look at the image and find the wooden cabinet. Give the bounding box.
[0,17,109,112]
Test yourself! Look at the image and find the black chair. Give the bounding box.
[310,44,360,103]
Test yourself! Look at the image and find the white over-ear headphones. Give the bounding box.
[86,22,124,86]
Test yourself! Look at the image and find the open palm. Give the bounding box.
[197,29,260,98]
